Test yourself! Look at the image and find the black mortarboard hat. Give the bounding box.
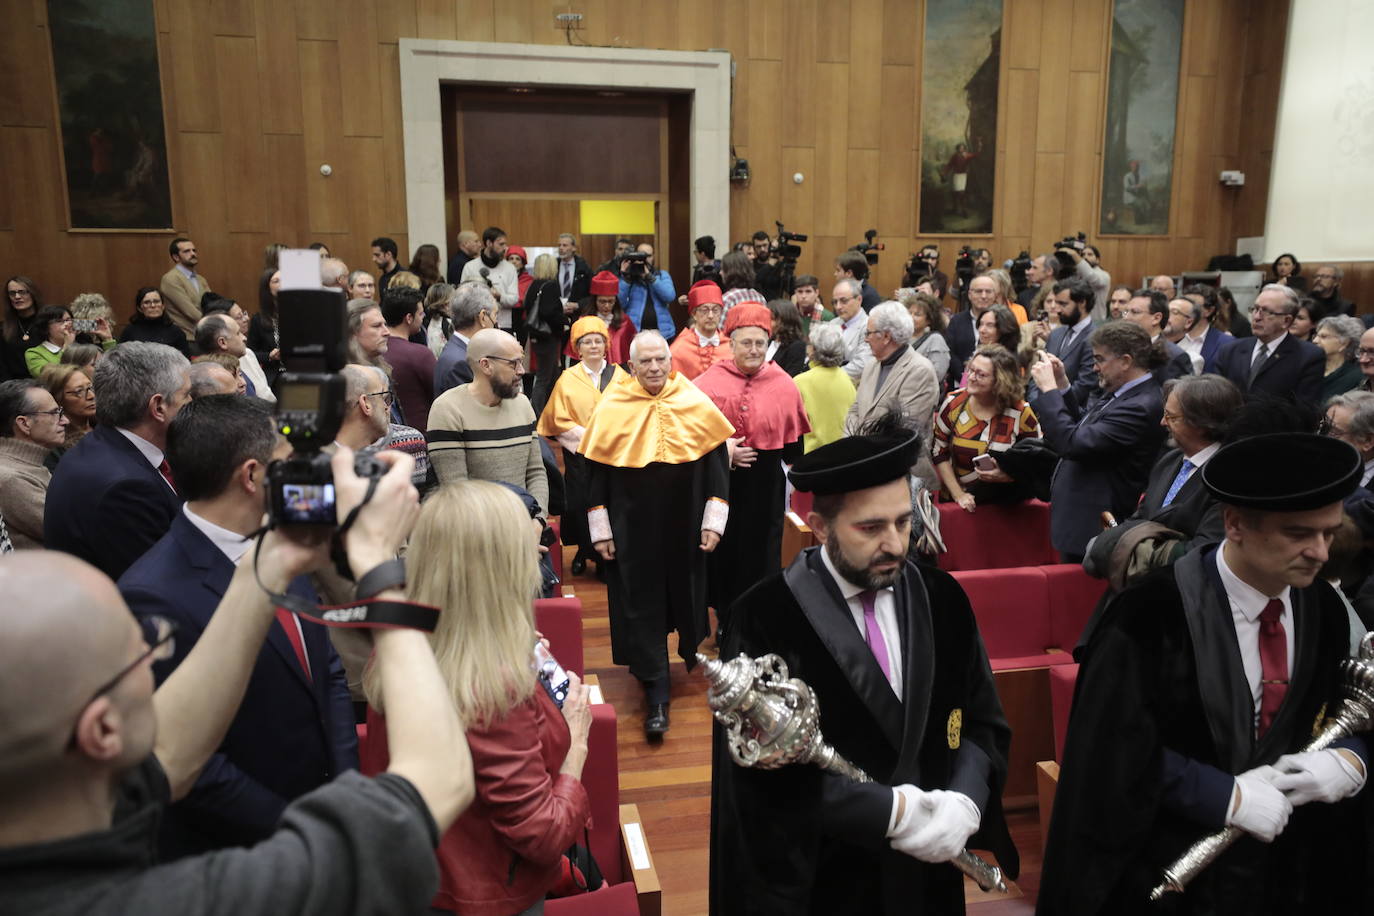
[788,427,921,495]
[1201,433,1361,511]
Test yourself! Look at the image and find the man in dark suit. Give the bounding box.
[44,342,190,581]
[556,233,593,304]
[1030,321,1167,563]
[1123,289,1192,384]
[1214,284,1324,405]
[1031,278,1097,403]
[118,395,357,858]
[1180,284,1234,374]
[1085,373,1243,587]
[434,281,498,398]
[944,272,997,387]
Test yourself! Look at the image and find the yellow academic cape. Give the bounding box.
[536,362,629,438]
[579,371,735,468]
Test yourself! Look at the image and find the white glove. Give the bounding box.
[886,784,929,838]
[1224,766,1291,842]
[1271,749,1367,806]
[889,789,980,863]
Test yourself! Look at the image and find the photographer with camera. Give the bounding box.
[751,230,783,300]
[1053,235,1111,320]
[618,242,678,340]
[0,439,474,914]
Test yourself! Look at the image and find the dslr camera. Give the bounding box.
[620,250,651,281]
[1008,251,1033,294]
[267,260,385,528]
[1055,232,1088,280]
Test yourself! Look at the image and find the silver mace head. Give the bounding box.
[696,652,822,771]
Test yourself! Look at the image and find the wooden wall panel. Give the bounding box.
[2,0,1343,321]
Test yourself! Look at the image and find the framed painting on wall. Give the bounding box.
[1098,0,1186,236]
[918,0,1003,236]
[47,0,174,231]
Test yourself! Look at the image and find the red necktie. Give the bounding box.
[1257,599,1287,737]
[157,458,177,494]
[275,609,312,681]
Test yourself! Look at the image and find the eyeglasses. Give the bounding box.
[65,385,95,399]
[71,616,177,744]
[832,295,859,306]
[23,407,65,419]
[694,305,723,315]
[734,339,769,351]
[364,390,395,407]
[8,289,32,298]
[863,328,888,338]
[966,369,993,381]
[1090,353,1116,366]
[1250,306,1289,319]
[1162,411,1183,423]
[1357,348,1374,360]
[486,355,525,370]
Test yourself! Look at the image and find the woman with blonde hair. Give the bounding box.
[361,481,593,916]
[39,362,97,451]
[525,252,573,416]
[932,344,1040,512]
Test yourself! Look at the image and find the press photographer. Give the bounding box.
[1053,232,1111,320]
[618,242,677,339]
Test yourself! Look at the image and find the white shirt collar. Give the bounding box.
[1185,324,1209,344]
[1362,457,1374,488]
[1256,331,1287,352]
[454,331,471,346]
[41,340,62,353]
[117,427,164,469]
[1217,541,1291,621]
[581,360,605,381]
[182,504,253,564]
[1071,314,1093,334]
[1184,441,1221,468]
[694,328,721,347]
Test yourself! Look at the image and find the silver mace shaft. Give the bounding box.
[699,652,1007,894]
[1149,633,1374,901]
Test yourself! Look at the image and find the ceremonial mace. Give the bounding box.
[1149,632,1374,901]
[698,651,1007,893]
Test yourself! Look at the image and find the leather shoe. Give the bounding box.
[570,556,587,576]
[644,703,670,740]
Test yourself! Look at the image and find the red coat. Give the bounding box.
[363,686,591,915]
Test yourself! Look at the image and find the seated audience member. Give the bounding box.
[420,282,454,357]
[1325,391,1374,492]
[766,298,808,377]
[1148,272,1176,298]
[361,481,592,916]
[319,258,349,295]
[117,395,356,857]
[61,342,104,377]
[670,281,732,380]
[40,363,97,451]
[0,379,67,547]
[1163,296,1206,373]
[427,330,549,526]
[1360,327,1374,393]
[249,269,282,384]
[537,315,629,576]
[1178,284,1233,374]
[1214,283,1324,405]
[1029,321,1167,563]
[1268,251,1306,292]
[1315,316,1366,400]
[347,269,377,303]
[1084,373,1243,587]
[1292,299,1316,341]
[335,364,432,493]
[972,304,1023,378]
[844,301,940,493]
[1121,289,1193,383]
[828,277,872,383]
[187,361,239,399]
[933,345,1041,513]
[434,282,499,398]
[2,275,43,381]
[379,287,436,432]
[196,353,248,396]
[202,297,272,402]
[1216,285,1251,338]
[571,271,636,365]
[1309,264,1354,319]
[899,290,950,382]
[195,314,257,396]
[120,287,190,354]
[0,452,475,916]
[24,305,76,377]
[69,292,118,349]
[44,342,190,580]
[794,323,856,453]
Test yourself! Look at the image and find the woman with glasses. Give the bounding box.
[2,276,42,380]
[119,287,190,354]
[1314,315,1367,401]
[39,363,97,452]
[24,305,77,378]
[569,271,636,365]
[361,481,594,916]
[933,344,1041,513]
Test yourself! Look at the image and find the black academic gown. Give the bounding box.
[708,439,802,623]
[1039,545,1370,915]
[586,443,730,683]
[709,548,1018,915]
[559,363,618,556]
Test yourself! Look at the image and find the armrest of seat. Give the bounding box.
[782,510,815,567]
[619,803,662,916]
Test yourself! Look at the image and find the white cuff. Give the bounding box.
[588,506,612,543]
[556,426,584,453]
[702,497,729,536]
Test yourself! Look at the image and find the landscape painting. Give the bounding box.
[48,0,173,230]
[919,0,1003,235]
[1099,0,1186,236]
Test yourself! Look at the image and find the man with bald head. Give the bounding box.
[195,314,257,397]
[116,395,356,857]
[320,258,349,291]
[187,361,239,399]
[426,328,548,521]
[580,330,734,738]
[0,449,476,914]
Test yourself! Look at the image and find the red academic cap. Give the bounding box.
[724,302,772,337]
[688,280,724,311]
[589,271,619,297]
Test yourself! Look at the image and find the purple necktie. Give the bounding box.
[859,590,892,682]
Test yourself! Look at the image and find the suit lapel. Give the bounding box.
[784,549,905,751]
[894,563,934,774]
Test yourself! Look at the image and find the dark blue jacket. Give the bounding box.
[1214,332,1324,406]
[619,271,677,341]
[118,511,357,858]
[44,424,182,581]
[434,332,472,399]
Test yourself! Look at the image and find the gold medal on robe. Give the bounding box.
[947,708,962,749]
[1313,702,1328,738]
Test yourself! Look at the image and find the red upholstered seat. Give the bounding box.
[1049,663,1080,762]
[583,703,621,884]
[936,500,1057,571]
[534,597,585,676]
[546,880,640,915]
[989,653,1076,672]
[952,567,1054,662]
[1043,563,1108,653]
[790,488,814,519]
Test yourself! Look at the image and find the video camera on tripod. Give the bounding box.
[854,229,884,266]
[772,220,808,296]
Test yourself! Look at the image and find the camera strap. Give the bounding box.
[281,594,439,632]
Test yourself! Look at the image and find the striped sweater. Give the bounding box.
[424,385,549,517]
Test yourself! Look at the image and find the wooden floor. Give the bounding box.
[565,545,1044,915]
